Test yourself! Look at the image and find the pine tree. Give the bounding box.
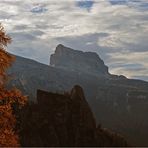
[0,24,27,146]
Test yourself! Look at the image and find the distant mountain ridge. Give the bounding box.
[8,44,148,146]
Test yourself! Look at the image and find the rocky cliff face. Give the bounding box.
[8,45,148,146]
[19,85,127,147]
[50,44,109,76]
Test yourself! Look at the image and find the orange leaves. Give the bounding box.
[0,23,27,146]
[0,128,20,147]
[0,99,20,147]
[0,24,14,85]
[0,87,27,107]
[0,23,11,48]
[0,48,15,85]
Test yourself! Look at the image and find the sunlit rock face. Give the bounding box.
[50,44,109,77]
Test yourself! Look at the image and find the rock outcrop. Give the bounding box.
[9,44,148,146]
[50,44,109,76]
[19,85,127,147]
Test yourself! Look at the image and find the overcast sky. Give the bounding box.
[0,0,148,81]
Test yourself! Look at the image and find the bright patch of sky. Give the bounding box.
[109,0,148,11]
[76,0,95,11]
[109,0,128,5]
[30,3,48,13]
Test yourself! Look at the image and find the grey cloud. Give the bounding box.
[13,25,28,30]
[0,0,147,81]
[10,32,36,41]
[133,76,148,81]
[110,63,146,73]
[54,33,111,60]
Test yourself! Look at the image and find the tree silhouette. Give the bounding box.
[0,24,27,146]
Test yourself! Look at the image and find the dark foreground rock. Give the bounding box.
[19,85,127,147]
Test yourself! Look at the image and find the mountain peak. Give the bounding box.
[56,44,65,49]
[50,44,110,77]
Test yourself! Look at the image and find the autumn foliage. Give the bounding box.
[0,24,27,147]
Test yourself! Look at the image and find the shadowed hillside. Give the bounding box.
[9,44,148,146]
[18,85,128,147]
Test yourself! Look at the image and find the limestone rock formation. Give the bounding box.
[50,44,109,76]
